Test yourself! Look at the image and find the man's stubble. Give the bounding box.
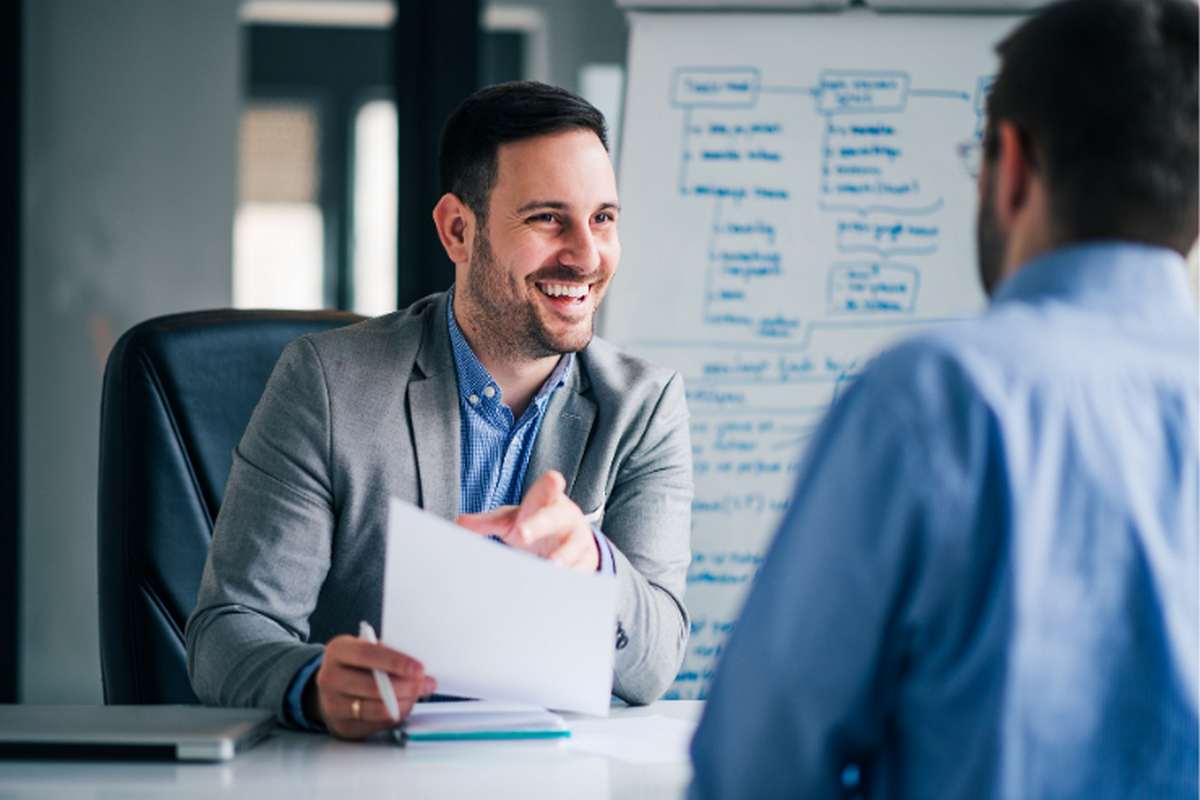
[460,223,597,363]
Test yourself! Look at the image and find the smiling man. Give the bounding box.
[186,82,693,739]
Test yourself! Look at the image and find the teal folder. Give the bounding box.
[395,701,571,745]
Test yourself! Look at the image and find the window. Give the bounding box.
[234,15,393,312]
[235,102,325,309]
[351,99,398,316]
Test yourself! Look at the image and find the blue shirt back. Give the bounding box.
[690,242,1199,799]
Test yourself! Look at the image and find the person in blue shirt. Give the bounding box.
[689,0,1198,797]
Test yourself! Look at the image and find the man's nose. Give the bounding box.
[560,223,601,273]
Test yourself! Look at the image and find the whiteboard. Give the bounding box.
[601,9,1023,699]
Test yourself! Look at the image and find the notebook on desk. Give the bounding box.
[395,701,570,744]
[0,705,275,762]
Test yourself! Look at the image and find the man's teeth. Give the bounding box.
[539,283,589,298]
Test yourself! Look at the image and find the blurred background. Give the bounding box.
[5,0,629,705]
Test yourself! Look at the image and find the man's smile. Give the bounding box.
[536,281,590,300]
[534,280,597,317]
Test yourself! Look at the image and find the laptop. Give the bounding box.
[0,705,276,762]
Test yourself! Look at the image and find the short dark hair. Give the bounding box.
[439,81,609,222]
[985,0,1198,253]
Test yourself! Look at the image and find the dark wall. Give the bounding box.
[394,0,480,308]
[2,0,21,703]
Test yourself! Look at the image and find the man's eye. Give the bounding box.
[527,213,558,224]
[594,212,616,224]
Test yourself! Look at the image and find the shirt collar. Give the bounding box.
[991,241,1193,317]
[446,286,574,412]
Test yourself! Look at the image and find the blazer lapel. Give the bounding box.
[407,294,461,521]
[527,363,596,500]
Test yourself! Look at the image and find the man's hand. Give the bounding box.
[305,635,437,740]
[457,471,601,572]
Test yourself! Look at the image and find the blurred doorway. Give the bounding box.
[236,8,395,315]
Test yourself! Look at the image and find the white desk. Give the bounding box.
[0,701,702,799]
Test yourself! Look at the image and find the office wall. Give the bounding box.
[21,0,239,702]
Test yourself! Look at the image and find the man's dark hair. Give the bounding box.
[985,0,1198,254]
[439,81,609,222]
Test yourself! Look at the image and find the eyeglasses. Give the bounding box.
[957,139,983,180]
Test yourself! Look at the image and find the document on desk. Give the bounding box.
[567,716,697,764]
[382,498,617,716]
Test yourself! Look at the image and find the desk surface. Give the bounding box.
[0,701,702,799]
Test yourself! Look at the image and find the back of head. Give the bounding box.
[987,0,1199,254]
[438,81,609,223]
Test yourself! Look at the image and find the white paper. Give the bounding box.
[566,716,697,764]
[382,498,617,716]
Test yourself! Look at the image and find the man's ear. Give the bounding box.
[991,121,1035,230]
[432,193,475,265]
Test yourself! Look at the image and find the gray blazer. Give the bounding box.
[186,292,693,721]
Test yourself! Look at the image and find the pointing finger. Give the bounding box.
[505,502,579,556]
[515,471,567,525]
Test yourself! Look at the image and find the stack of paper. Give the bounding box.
[399,701,569,743]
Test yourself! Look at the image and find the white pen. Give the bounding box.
[358,620,402,723]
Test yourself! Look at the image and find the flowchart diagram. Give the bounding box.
[672,66,989,343]
[606,13,1017,699]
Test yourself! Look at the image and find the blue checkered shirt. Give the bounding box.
[446,290,615,574]
[446,290,574,514]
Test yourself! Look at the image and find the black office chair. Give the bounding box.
[98,308,364,704]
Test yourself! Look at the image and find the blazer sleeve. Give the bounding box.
[603,371,694,704]
[185,335,334,723]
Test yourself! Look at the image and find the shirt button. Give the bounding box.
[483,385,496,399]
[468,394,480,405]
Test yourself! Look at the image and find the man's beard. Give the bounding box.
[461,226,597,362]
[975,171,1007,297]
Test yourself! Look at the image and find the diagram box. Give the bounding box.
[671,67,761,109]
[818,70,910,114]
